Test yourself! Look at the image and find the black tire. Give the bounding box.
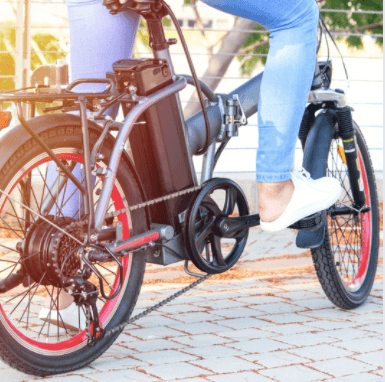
[0,125,147,375]
[311,122,379,309]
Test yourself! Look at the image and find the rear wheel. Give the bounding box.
[312,122,379,309]
[0,125,147,375]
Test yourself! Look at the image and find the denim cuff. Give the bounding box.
[256,172,292,182]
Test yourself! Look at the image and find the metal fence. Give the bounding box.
[0,1,383,175]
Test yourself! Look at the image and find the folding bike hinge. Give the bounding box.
[217,94,247,141]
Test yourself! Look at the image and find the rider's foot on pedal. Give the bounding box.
[258,167,342,232]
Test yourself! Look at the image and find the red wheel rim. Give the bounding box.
[328,141,372,292]
[349,150,371,285]
[0,152,131,352]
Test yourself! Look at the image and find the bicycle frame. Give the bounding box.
[0,1,360,251]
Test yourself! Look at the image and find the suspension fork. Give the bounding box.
[336,106,366,209]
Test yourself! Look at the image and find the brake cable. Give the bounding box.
[162,1,211,155]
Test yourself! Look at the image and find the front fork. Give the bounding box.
[308,88,366,210]
[336,106,366,209]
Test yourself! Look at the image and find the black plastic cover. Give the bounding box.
[112,58,172,96]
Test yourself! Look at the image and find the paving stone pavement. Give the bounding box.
[0,228,383,382]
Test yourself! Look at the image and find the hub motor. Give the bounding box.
[22,217,85,287]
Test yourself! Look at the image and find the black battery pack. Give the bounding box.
[128,94,195,232]
[112,58,172,96]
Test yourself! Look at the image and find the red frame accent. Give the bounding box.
[113,232,160,252]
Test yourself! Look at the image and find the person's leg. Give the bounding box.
[42,0,140,314]
[66,0,141,118]
[202,0,320,222]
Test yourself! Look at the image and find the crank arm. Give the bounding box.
[216,214,260,238]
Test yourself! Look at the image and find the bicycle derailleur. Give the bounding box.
[65,276,105,346]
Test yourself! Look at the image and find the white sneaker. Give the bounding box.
[39,302,86,331]
[260,167,342,232]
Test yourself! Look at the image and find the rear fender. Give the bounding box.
[0,113,149,225]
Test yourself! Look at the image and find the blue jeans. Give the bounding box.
[58,0,319,216]
[202,0,319,182]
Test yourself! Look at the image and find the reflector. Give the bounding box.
[0,111,11,129]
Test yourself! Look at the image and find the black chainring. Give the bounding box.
[185,178,249,274]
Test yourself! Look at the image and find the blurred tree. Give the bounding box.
[0,25,65,91]
[238,0,382,75]
[184,0,383,117]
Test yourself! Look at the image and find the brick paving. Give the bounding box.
[0,228,383,382]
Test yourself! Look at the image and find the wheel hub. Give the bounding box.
[22,217,85,287]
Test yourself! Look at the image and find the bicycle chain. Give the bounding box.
[104,185,203,220]
[89,183,211,343]
[101,273,211,341]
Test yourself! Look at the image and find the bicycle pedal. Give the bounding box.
[289,212,323,232]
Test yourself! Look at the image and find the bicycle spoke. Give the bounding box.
[56,288,60,340]
[0,146,135,352]
[58,176,85,216]
[7,199,26,235]
[36,166,64,219]
[45,287,70,337]
[38,286,55,339]
[0,243,20,254]
[0,215,23,239]
[0,250,41,279]
[0,259,17,264]
[329,154,364,285]
[30,182,42,217]
[0,262,20,276]
[19,250,42,265]
[9,282,37,317]
[39,163,49,213]
[17,273,45,331]
[58,173,70,215]
[6,212,32,224]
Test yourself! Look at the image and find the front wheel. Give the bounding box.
[312,122,380,309]
[0,124,147,375]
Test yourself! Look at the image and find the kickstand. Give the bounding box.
[184,260,208,278]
